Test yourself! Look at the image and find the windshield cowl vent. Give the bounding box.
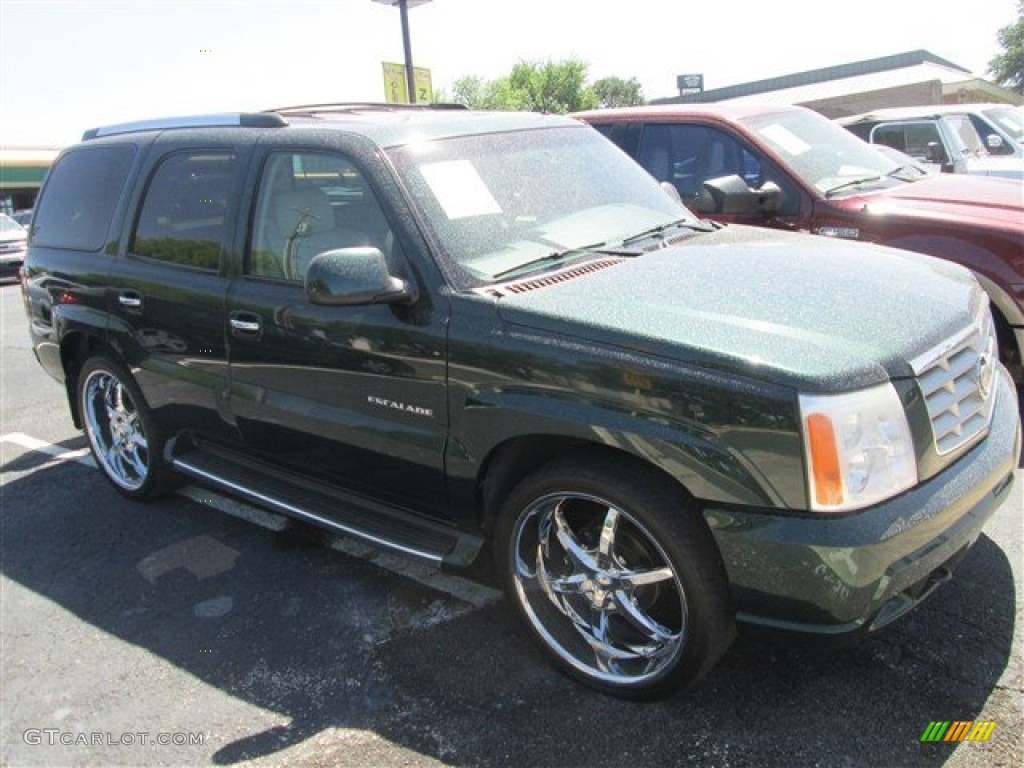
[476,258,625,298]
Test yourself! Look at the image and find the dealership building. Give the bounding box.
[653,49,1022,118]
[0,147,61,215]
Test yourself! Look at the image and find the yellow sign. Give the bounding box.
[383,62,432,104]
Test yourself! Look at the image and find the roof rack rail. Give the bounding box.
[82,112,288,141]
[267,102,469,116]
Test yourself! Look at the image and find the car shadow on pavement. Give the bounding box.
[0,455,1018,768]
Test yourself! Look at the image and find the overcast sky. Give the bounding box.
[0,0,1018,146]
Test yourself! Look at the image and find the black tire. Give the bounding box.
[495,452,735,700]
[76,356,174,500]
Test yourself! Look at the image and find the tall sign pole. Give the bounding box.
[373,0,433,104]
[398,1,416,103]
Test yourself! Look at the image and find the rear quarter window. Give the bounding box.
[31,145,137,251]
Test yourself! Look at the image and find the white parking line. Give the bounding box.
[1,432,95,466]
[0,432,501,610]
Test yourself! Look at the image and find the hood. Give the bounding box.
[0,229,27,245]
[495,226,985,392]
[841,174,1024,232]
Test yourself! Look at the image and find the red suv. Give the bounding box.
[575,104,1024,381]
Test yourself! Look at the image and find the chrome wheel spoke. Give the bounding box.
[122,444,148,478]
[580,613,647,665]
[597,506,619,566]
[614,590,677,647]
[102,377,117,412]
[618,565,675,588]
[553,505,598,571]
[129,430,148,451]
[112,379,126,412]
[546,572,589,595]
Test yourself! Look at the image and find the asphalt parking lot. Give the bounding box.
[1,282,1021,768]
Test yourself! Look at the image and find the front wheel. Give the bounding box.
[496,454,735,699]
[77,356,172,500]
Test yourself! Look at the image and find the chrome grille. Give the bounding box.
[911,310,998,455]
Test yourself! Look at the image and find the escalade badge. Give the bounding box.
[367,395,434,418]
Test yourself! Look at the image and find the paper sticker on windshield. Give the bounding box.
[419,160,502,219]
[760,124,810,156]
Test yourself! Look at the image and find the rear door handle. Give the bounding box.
[118,291,143,310]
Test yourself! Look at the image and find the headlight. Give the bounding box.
[799,383,918,512]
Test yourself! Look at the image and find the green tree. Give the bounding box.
[592,76,645,108]
[989,1,1024,93]
[506,58,599,113]
[443,58,605,113]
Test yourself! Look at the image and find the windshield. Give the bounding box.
[387,125,694,285]
[982,106,1024,144]
[740,109,902,195]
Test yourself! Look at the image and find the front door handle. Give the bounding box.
[229,312,262,337]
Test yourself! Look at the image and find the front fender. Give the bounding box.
[447,365,804,526]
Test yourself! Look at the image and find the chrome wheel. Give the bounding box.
[511,492,688,686]
[82,368,150,491]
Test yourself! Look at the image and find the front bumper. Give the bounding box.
[704,368,1021,634]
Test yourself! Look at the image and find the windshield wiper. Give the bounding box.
[824,175,883,198]
[620,217,713,247]
[492,242,636,280]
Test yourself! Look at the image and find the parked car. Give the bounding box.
[574,103,1024,382]
[845,103,1023,159]
[23,105,1020,699]
[838,106,1024,178]
[0,212,28,282]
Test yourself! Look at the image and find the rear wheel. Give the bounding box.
[496,454,734,699]
[77,356,173,500]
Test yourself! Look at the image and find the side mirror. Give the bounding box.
[985,133,1004,150]
[926,141,948,166]
[701,175,781,215]
[306,247,417,307]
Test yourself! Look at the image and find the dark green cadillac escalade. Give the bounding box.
[21,105,1021,698]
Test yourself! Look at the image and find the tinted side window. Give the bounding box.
[873,123,947,164]
[131,152,236,270]
[639,124,762,193]
[591,122,642,157]
[32,145,136,251]
[248,152,395,282]
[636,123,798,215]
[844,123,873,141]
